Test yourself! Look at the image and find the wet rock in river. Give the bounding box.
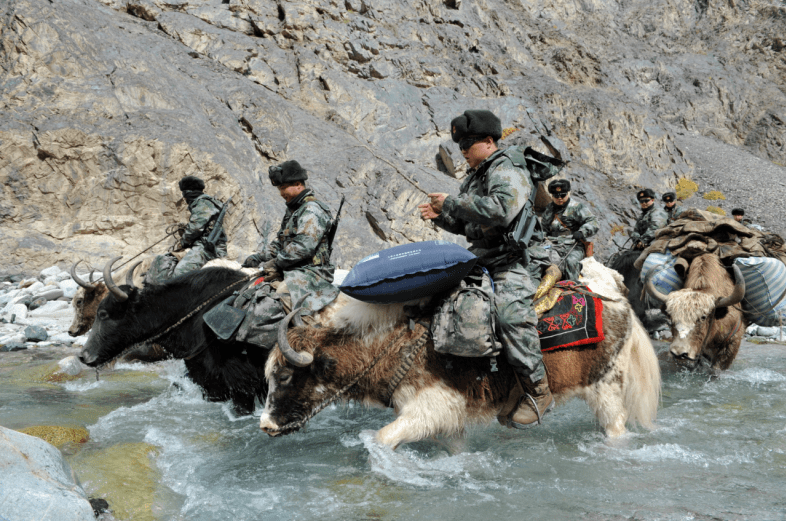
[24,325,49,342]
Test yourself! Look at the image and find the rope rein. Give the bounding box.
[267,324,430,434]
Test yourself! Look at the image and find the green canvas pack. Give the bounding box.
[430,267,500,358]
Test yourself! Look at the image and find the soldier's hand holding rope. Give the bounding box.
[418,193,448,220]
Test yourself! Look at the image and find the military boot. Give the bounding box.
[507,374,554,429]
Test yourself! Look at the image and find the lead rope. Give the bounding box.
[95,274,256,380]
[267,325,429,434]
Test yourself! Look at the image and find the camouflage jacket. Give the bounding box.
[267,188,338,315]
[541,198,599,246]
[433,147,538,268]
[665,204,686,223]
[630,205,669,246]
[182,194,227,256]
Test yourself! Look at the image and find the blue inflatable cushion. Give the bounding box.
[340,240,478,303]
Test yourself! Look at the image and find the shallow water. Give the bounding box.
[2,341,786,520]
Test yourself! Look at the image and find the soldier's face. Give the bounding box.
[278,182,305,203]
[461,136,497,168]
[665,201,676,208]
[639,198,654,209]
[734,215,743,222]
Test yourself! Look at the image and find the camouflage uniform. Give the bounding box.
[433,147,545,382]
[541,198,599,281]
[630,205,668,248]
[665,204,686,223]
[172,194,227,277]
[250,188,338,316]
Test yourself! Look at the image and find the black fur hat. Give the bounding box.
[637,188,656,201]
[269,160,308,186]
[731,208,744,216]
[662,191,677,203]
[178,175,205,192]
[549,179,571,195]
[450,110,502,143]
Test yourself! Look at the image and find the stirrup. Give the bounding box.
[506,393,543,430]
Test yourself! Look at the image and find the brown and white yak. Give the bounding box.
[645,253,747,371]
[259,258,661,449]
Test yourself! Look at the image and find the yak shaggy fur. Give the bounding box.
[665,253,747,370]
[261,258,661,448]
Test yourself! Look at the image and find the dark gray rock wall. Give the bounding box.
[1,0,784,274]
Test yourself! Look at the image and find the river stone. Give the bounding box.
[59,279,79,299]
[28,300,71,316]
[39,266,62,280]
[7,304,29,322]
[1,342,28,352]
[29,296,48,311]
[49,332,76,345]
[34,288,65,301]
[58,355,85,376]
[21,281,44,295]
[0,426,95,521]
[24,325,49,342]
[754,326,784,338]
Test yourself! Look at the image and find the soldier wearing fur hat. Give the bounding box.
[630,188,668,250]
[731,208,764,231]
[541,179,599,281]
[166,175,228,277]
[419,109,554,430]
[242,160,339,316]
[662,191,685,223]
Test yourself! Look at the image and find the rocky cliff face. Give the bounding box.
[1,0,784,274]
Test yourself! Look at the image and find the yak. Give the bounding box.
[605,249,669,334]
[645,253,747,371]
[77,256,340,414]
[259,258,662,449]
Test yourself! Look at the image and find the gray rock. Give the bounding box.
[28,296,48,311]
[58,355,85,375]
[34,288,65,301]
[59,279,79,299]
[0,426,96,521]
[6,304,29,322]
[24,325,49,342]
[1,342,28,352]
[38,266,62,280]
[28,300,71,316]
[21,281,44,295]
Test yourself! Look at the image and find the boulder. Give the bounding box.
[59,279,79,299]
[38,266,62,280]
[29,297,48,311]
[34,288,65,302]
[6,304,29,322]
[28,300,71,316]
[1,342,28,352]
[24,325,49,342]
[0,426,96,521]
[58,355,85,376]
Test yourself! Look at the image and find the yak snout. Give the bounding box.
[669,339,697,362]
[78,347,98,366]
[259,412,282,436]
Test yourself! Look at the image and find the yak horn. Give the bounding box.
[103,256,129,302]
[125,260,143,289]
[644,271,669,304]
[71,261,97,290]
[715,264,746,309]
[277,307,314,367]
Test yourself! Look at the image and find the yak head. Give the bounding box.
[259,306,348,437]
[646,264,745,364]
[68,261,109,337]
[78,257,146,367]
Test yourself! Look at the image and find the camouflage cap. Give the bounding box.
[269,160,308,186]
[662,191,677,203]
[548,179,571,195]
[450,110,502,143]
[178,175,205,192]
[637,188,656,200]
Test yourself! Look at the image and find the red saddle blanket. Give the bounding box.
[537,283,604,352]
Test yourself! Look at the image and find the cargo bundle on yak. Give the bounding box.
[638,209,786,370]
[78,256,341,415]
[260,252,661,449]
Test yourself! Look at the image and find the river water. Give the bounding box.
[2,339,785,521]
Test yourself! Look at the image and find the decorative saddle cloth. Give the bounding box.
[536,281,605,352]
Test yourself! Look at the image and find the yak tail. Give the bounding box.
[622,311,661,430]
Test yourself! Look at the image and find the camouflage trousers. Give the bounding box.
[145,244,220,285]
[550,240,586,282]
[490,260,545,382]
[173,244,220,278]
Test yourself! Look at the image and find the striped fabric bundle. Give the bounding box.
[640,251,683,296]
[734,257,786,326]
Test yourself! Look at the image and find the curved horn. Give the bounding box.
[277,307,314,367]
[88,269,97,284]
[644,271,669,304]
[103,256,129,302]
[715,264,746,309]
[124,260,143,289]
[71,261,97,290]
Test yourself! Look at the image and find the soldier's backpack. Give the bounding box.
[430,267,500,357]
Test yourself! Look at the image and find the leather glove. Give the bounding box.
[242,253,264,268]
[572,231,584,242]
[263,259,283,282]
